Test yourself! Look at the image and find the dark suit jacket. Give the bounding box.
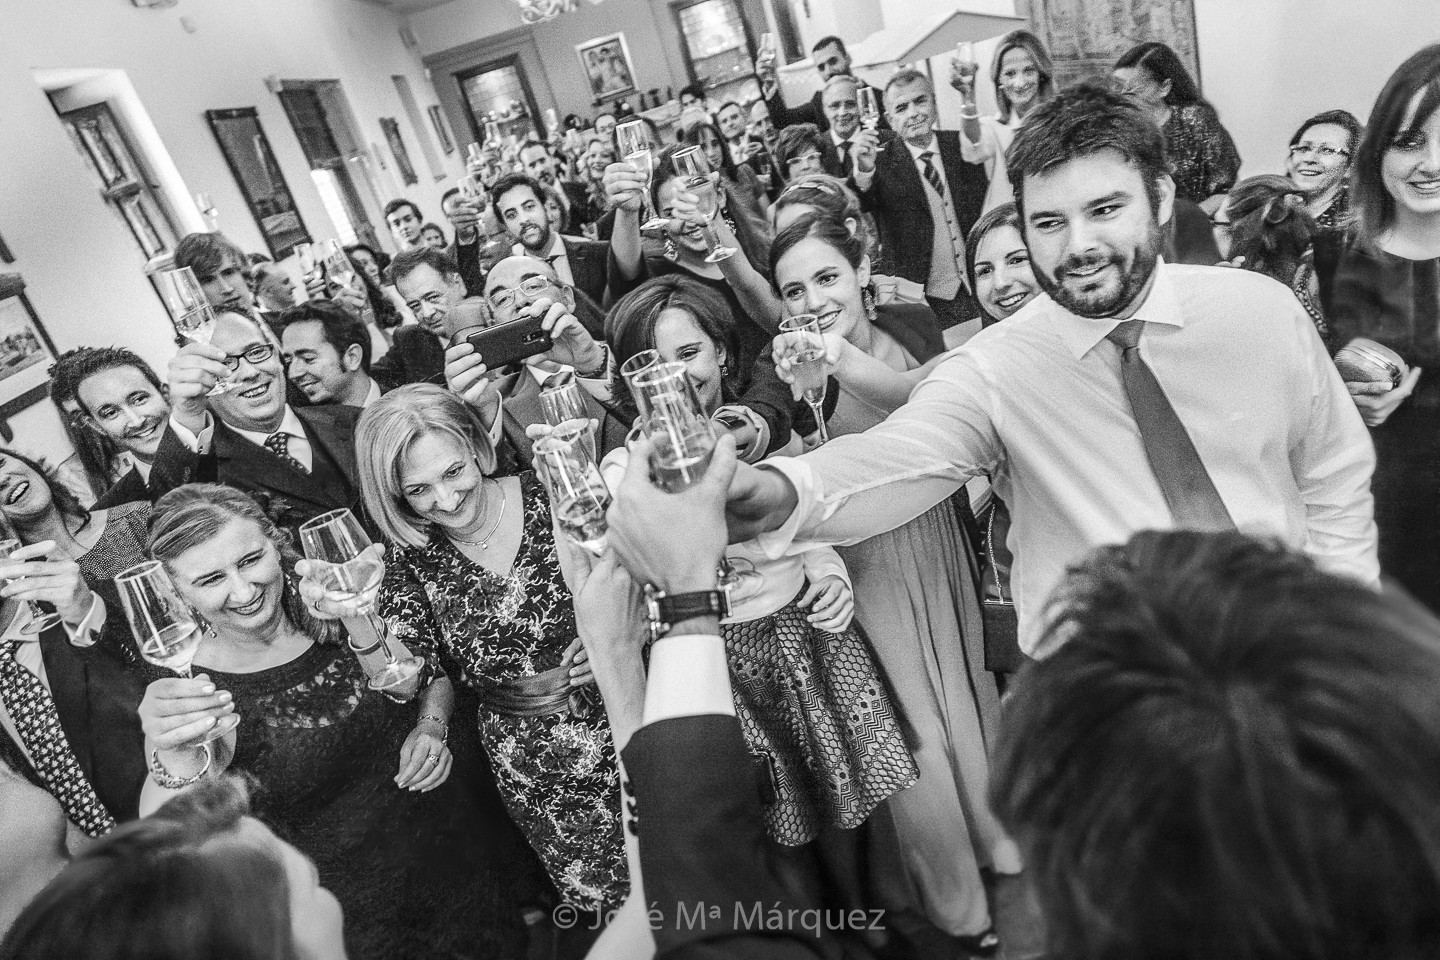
[820,130,895,180]
[622,714,835,959]
[147,404,362,533]
[858,130,988,289]
[18,622,147,823]
[372,325,447,392]
[559,180,595,234]
[562,235,610,308]
[766,81,889,134]
[94,464,154,509]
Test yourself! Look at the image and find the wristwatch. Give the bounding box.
[646,586,731,641]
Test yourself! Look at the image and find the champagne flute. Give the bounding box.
[295,242,321,291]
[534,431,612,557]
[540,378,596,461]
[620,349,660,400]
[155,267,231,396]
[617,120,669,230]
[858,86,881,132]
[630,362,718,492]
[298,509,423,693]
[777,314,831,445]
[115,559,229,743]
[672,147,736,263]
[318,238,357,299]
[0,539,62,635]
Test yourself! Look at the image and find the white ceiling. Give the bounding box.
[356,0,458,15]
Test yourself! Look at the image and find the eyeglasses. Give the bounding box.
[1289,142,1350,159]
[786,152,823,170]
[778,177,844,202]
[487,275,555,310]
[220,343,276,371]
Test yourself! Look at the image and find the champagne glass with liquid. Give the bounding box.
[540,377,596,461]
[630,361,718,492]
[116,559,229,743]
[155,267,231,395]
[298,509,423,693]
[858,86,881,132]
[0,540,63,635]
[295,242,321,290]
[534,432,613,557]
[777,314,831,446]
[617,120,670,231]
[318,238,357,299]
[673,146,736,263]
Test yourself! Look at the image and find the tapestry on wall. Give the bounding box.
[1030,0,1200,90]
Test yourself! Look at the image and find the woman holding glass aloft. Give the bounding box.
[336,384,636,952]
[770,212,1013,953]
[604,144,784,375]
[134,483,536,960]
[602,277,916,857]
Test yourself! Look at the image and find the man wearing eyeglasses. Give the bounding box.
[150,309,363,533]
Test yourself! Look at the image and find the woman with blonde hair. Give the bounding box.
[346,383,634,950]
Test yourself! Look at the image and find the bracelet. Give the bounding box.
[149,742,212,790]
[417,714,450,742]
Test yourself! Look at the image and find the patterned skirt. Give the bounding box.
[723,596,919,846]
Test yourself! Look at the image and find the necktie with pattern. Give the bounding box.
[0,639,115,837]
[920,151,946,199]
[1106,320,1235,530]
[838,141,851,173]
[265,431,307,474]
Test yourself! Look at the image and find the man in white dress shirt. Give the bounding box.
[726,82,1378,657]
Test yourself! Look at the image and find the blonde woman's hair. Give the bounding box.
[355,384,498,548]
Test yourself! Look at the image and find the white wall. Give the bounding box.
[1195,0,1440,178]
[0,0,459,466]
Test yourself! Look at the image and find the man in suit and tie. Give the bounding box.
[378,246,469,391]
[756,35,887,136]
[817,74,893,178]
[153,309,362,533]
[275,301,384,408]
[519,141,596,236]
[50,347,171,507]
[853,68,988,328]
[492,172,610,309]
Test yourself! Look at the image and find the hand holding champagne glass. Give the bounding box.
[673,146,736,263]
[298,509,423,693]
[539,377,597,461]
[777,314,831,445]
[156,267,231,396]
[617,120,669,230]
[318,238,357,298]
[0,539,63,634]
[535,431,613,557]
[117,559,231,744]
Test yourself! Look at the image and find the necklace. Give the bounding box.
[448,479,507,548]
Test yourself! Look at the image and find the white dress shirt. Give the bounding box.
[169,406,313,472]
[0,597,105,767]
[757,261,1378,657]
[512,233,574,288]
[362,379,383,408]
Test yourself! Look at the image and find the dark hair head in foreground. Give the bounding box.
[992,530,1440,960]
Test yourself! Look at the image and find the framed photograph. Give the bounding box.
[204,107,310,260]
[576,33,637,103]
[428,105,455,155]
[380,117,418,186]
[0,275,58,428]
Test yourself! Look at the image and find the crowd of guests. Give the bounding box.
[3,25,1440,960]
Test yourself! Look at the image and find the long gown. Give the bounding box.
[202,641,536,960]
[829,327,1018,937]
[379,472,629,913]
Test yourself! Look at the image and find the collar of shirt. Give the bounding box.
[131,457,152,483]
[363,379,383,407]
[903,134,940,160]
[513,232,568,261]
[830,130,854,147]
[1044,258,1184,361]
[231,405,306,449]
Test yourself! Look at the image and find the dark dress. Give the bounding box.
[1330,245,1440,610]
[203,641,533,960]
[378,473,628,913]
[1163,103,1241,205]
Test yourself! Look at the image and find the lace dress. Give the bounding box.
[1163,103,1241,204]
[203,642,532,960]
[76,501,151,663]
[379,472,628,913]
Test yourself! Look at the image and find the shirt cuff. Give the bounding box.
[642,633,734,724]
[853,168,876,192]
[752,457,818,561]
[801,546,849,587]
[713,404,769,464]
[168,411,213,455]
[63,592,105,648]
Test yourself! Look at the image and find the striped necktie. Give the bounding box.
[920,151,946,198]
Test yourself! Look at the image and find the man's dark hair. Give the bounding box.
[812,35,847,57]
[383,198,421,223]
[716,100,743,119]
[173,232,245,280]
[679,81,707,102]
[993,530,1440,960]
[1006,81,1171,218]
[519,139,554,160]
[440,186,461,206]
[273,299,372,373]
[489,172,546,223]
[385,245,463,291]
[50,346,163,417]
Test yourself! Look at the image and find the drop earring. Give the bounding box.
[862,285,878,322]
[664,236,678,261]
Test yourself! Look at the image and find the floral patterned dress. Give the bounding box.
[378,473,627,912]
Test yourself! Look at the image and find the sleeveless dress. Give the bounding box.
[379,473,628,913]
[76,500,151,663]
[201,641,534,960]
[830,325,1016,938]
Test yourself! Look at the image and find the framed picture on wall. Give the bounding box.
[204,107,310,260]
[576,33,637,103]
[427,105,455,155]
[0,274,58,429]
[380,117,419,186]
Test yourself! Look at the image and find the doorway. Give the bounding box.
[456,56,540,147]
[277,82,383,251]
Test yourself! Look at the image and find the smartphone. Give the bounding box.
[466,315,550,369]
